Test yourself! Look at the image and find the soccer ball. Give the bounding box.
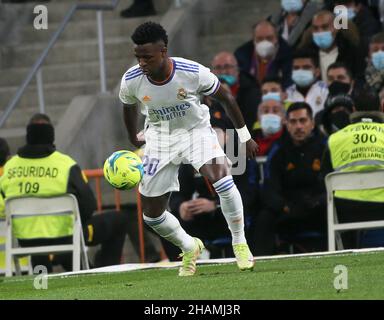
[103,150,144,190]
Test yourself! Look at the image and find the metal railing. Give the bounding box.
[0,0,186,128]
[0,0,120,128]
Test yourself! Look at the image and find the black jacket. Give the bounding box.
[17,144,97,224]
[237,71,262,131]
[234,37,293,89]
[263,128,327,213]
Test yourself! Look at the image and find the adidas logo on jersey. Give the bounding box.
[142,95,152,102]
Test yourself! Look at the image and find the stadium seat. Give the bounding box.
[0,217,6,274]
[0,216,30,275]
[325,170,384,251]
[5,194,89,277]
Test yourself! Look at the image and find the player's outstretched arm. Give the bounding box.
[212,84,258,159]
[123,103,145,148]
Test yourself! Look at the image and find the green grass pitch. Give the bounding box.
[1,251,383,300]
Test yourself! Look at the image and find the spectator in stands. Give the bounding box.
[365,32,384,94]
[234,20,293,89]
[326,62,357,96]
[252,77,289,139]
[322,90,384,248]
[211,51,261,131]
[298,10,365,84]
[120,0,156,18]
[322,62,362,126]
[252,99,286,156]
[333,0,381,57]
[320,81,355,135]
[246,99,287,252]
[260,76,288,104]
[286,49,329,116]
[260,76,292,114]
[252,102,327,256]
[269,0,323,48]
[0,114,129,272]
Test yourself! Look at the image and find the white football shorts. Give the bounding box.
[139,125,229,197]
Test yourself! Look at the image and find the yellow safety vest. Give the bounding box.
[0,167,4,219]
[0,151,77,239]
[328,121,384,202]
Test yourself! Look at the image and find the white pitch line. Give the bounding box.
[2,247,383,282]
[48,247,384,278]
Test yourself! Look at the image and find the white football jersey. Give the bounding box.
[119,57,220,134]
[286,80,329,116]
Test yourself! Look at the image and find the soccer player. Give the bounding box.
[119,22,258,276]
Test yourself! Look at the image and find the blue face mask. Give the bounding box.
[262,92,282,102]
[312,31,334,50]
[281,0,303,13]
[372,51,384,71]
[218,74,237,86]
[292,69,314,87]
[261,114,282,135]
[347,8,356,20]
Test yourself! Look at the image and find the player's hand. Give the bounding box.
[130,138,146,148]
[130,130,146,148]
[136,130,146,142]
[188,198,216,215]
[245,139,258,159]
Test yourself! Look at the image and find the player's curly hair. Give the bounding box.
[131,21,168,47]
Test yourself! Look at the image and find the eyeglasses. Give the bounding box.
[212,64,237,71]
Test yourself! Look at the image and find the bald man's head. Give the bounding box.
[211,51,239,84]
[253,20,278,45]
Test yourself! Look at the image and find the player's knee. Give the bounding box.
[141,194,169,217]
[142,202,167,218]
[206,169,230,184]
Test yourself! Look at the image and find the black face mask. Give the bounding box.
[328,81,351,96]
[26,123,55,145]
[329,111,350,134]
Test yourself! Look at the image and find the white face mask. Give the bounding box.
[255,40,276,59]
[261,114,282,135]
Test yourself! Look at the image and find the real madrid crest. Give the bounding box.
[177,88,187,100]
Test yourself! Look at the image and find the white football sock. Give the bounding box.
[213,175,247,245]
[143,211,196,253]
